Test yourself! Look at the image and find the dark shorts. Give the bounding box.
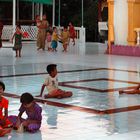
[51,40,57,49]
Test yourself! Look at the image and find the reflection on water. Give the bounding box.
[44,105,58,129]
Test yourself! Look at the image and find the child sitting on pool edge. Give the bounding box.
[36,64,73,99]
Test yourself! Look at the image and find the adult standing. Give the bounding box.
[36,15,41,50]
[0,18,3,48]
[36,15,49,51]
[69,22,76,46]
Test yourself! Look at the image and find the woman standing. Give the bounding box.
[36,15,49,51]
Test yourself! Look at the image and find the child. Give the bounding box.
[69,22,76,46]
[45,31,52,51]
[119,84,140,94]
[61,26,70,52]
[11,24,24,57]
[36,64,73,99]
[0,81,12,137]
[51,27,59,52]
[9,92,42,133]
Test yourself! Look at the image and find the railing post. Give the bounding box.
[79,27,85,44]
[134,28,140,46]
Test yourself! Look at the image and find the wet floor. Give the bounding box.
[0,41,140,140]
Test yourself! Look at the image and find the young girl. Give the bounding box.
[11,24,24,57]
[69,22,76,46]
[36,64,73,99]
[45,31,52,51]
[61,26,70,52]
[0,81,12,137]
[9,92,42,133]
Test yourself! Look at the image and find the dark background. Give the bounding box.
[0,0,108,42]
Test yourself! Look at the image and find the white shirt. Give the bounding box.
[44,75,58,93]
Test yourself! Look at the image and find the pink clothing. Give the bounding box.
[45,89,72,98]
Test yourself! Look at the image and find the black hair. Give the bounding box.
[20,92,34,104]
[16,24,21,29]
[0,81,5,91]
[46,64,57,74]
[53,27,56,31]
[63,25,68,29]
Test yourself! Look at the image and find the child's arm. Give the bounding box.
[0,108,8,125]
[36,84,46,97]
[23,119,41,126]
[14,111,24,129]
[10,33,15,43]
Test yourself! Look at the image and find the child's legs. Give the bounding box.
[51,41,57,49]
[26,123,41,133]
[1,118,13,128]
[15,50,18,57]
[63,43,67,51]
[8,115,25,127]
[46,89,60,98]
[46,42,51,50]
[45,89,65,98]
[120,89,140,94]
[56,89,72,98]
[0,128,12,137]
[61,91,73,98]
[136,84,140,90]
[125,90,140,94]
[19,49,21,57]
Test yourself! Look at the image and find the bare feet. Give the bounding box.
[35,95,42,97]
[136,84,140,90]
[119,90,124,94]
[44,94,49,99]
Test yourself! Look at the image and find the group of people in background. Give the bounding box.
[36,14,76,52]
[0,15,76,57]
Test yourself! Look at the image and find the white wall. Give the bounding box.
[114,0,128,45]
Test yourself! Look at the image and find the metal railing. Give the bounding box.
[2,25,85,42]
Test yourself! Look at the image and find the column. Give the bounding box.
[127,0,140,46]
[134,28,140,45]
[52,0,55,27]
[107,0,114,54]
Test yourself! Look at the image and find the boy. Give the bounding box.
[36,64,73,98]
[51,27,59,52]
[61,26,70,52]
[0,81,12,137]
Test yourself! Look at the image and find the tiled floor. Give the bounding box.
[0,40,140,140]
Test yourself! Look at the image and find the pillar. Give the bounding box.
[107,0,114,53]
[114,0,128,45]
[127,0,140,46]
